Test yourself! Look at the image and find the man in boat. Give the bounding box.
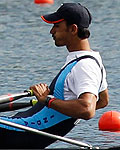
[0,3,109,149]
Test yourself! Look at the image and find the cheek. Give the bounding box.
[57,31,67,40]
[54,32,68,46]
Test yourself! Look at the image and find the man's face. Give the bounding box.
[50,20,71,47]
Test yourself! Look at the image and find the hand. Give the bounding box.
[30,83,50,104]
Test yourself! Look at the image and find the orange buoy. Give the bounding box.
[34,0,54,4]
[98,111,120,132]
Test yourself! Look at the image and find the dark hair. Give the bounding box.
[77,28,90,39]
[66,21,90,39]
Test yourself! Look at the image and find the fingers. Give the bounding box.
[30,83,50,102]
[30,83,49,94]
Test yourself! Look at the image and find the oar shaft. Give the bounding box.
[0,119,92,148]
[0,102,31,112]
[0,90,33,104]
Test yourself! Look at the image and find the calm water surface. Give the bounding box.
[0,0,120,149]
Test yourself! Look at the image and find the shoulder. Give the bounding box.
[75,54,102,71]
[65,51,104,73]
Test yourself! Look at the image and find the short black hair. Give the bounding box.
[77,28,90,39]
[66,21,90,39]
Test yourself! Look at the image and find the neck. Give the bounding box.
[67,38,91,52]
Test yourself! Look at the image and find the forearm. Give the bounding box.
[30,84,97,120]
[49,99,85,118]
[49,96,96,120]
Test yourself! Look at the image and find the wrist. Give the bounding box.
[45,95,56,108]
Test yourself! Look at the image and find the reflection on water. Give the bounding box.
[0,0,120,149]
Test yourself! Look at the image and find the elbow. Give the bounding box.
[82,111,95,120]
[79,107,95,120]
[76,96,96,120]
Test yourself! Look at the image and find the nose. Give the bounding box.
[50,26,54,34]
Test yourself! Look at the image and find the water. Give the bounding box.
[0,0,120,149]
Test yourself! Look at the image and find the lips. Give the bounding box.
[52,35,55,40]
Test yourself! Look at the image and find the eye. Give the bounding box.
[54,23,59,28]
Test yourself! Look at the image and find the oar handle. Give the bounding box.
[0,90,34,104]
[24,90,34,96]
[0,99,38,112]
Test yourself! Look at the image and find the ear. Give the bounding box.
[70,24,78,35]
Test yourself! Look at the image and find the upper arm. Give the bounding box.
[96,89,109,110]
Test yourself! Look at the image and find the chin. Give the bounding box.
[55,44,62,47]
[55,42,65,47]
